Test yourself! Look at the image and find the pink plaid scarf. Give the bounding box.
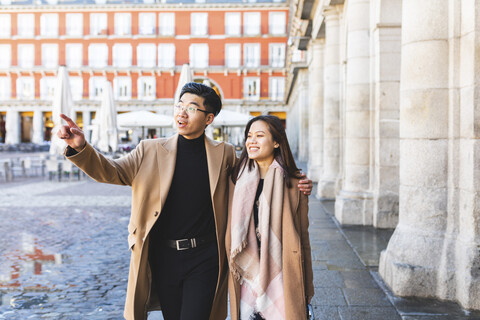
[230,160,286,320]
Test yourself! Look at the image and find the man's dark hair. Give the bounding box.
[179,82,222,116]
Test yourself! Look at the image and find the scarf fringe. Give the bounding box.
[230,239,248,283]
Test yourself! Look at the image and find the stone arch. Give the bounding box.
[192,77,224,101]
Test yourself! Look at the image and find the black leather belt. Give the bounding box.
[164,234,216,251]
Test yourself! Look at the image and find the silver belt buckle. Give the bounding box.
[176,239,189,251]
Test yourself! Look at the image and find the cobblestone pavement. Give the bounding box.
[0,178,132,320]
[1,177,480,320]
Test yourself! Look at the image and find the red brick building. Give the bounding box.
[0,0,288,145]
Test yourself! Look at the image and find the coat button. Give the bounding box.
[154,211,159,217]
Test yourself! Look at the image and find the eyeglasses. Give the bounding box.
[174,103,210,115]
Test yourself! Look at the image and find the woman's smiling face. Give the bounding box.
[246,120,278,165]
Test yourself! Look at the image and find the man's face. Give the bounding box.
[174,92,214,139]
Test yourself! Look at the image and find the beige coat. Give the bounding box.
[225,178,314,320]
[67,134,236,320]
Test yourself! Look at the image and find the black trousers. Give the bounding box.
[149,241,219,320]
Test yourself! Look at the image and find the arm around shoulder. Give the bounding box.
[299,192,314,298]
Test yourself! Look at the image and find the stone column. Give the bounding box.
[5,110,20,145]
[32,111,44,144]
[298,70,310,163]
[308,40,324,182]
[379,0,453,304]
[371,0,402,228]
[318,7,341,199]
[335,0,373,225]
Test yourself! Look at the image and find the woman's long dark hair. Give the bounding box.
[231,115,302,187]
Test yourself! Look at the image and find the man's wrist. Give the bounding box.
[74,142,86,153]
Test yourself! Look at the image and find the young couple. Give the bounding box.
[58,82,314,320]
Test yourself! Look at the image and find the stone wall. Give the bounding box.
[287,0,480,311]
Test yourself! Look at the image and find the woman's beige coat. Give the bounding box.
[67,134,236,320]
[225,177,314,320]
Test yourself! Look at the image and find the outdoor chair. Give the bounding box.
[0,161,11,182]
[60,160,73,181]
[45,159,60,181]
[9,159,26,179]
[24,157,45,177]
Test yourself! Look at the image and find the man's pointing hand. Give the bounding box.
[57,113,86,152]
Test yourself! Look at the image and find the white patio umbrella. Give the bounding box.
[49,66,74,155]
[117,111,172,129]
[91,81,118,153]
[212,110,251,127]
[174,64,193,105]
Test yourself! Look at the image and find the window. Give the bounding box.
[269,12,286,35]
[0,45,11,68]
[113,44,132,68]
[40,14,58,37]
[90,13,107,36]
[243,12,260,36]
[244,43,260,68]
[225,44,240,68]
[191,13,208,36]
[137,76,156,100]
[40,77,56,100]
[115,13,131,36]
[17,14,34,37]
[269,43,285,67]
[137,44,156,68]
[0,14,11,38]
[225,12,240,36]
[88,44,108,68]
[42,44,58,68]
[17,44,35,68]
[89,76,106,99]
[159,13,174,36]
[139,13,156,35]
[17,77,35,100]
[66,44,83,68]
[244,78,260,100]
[158,44,175,68]
[70,77,83,100]
[0,77,10,100]
[114,77,131,100]
[66,13,83,37]
[269,77,285,101]
[189,44,208,68]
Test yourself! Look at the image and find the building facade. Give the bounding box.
[0,0,289,145]
[288,0,480,311]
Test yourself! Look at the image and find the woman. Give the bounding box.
[225,115,314,320]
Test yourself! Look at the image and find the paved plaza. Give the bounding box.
[1,175,480,319]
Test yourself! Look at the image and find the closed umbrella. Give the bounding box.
[49,66,74,155]
[174,64,193,105]
[91,81,118,153]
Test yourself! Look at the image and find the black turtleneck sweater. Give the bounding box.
[151,134,215,241]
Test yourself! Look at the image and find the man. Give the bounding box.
[58,82,312,320]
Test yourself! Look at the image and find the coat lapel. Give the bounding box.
[205,135,224,200]
[157,134,178,208]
